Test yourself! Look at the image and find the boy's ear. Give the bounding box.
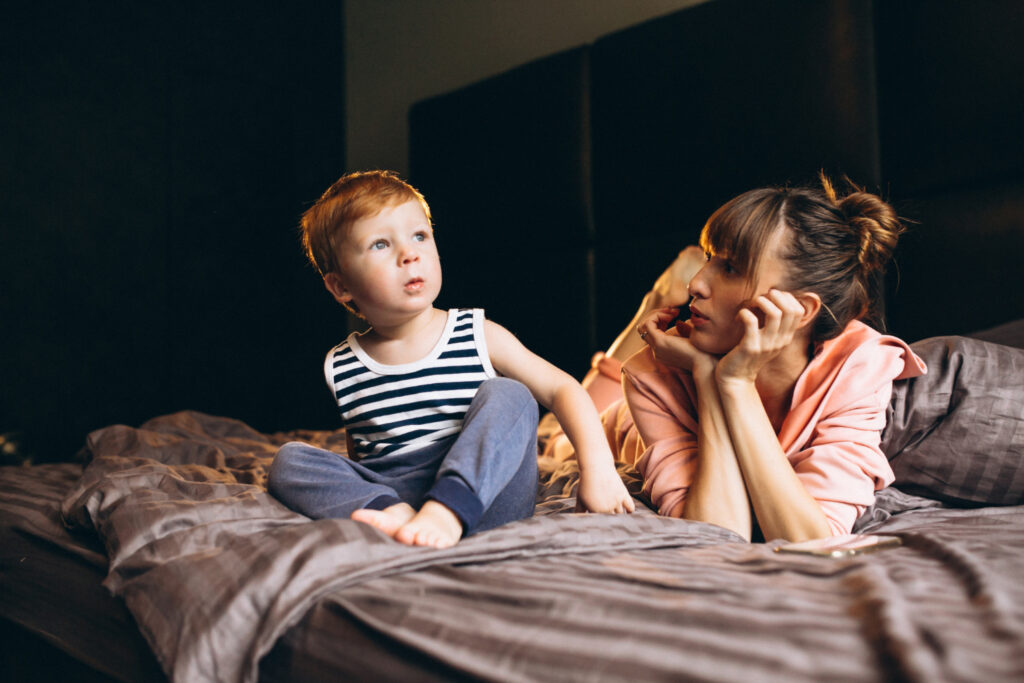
[323,272,353,306]
[795,291,822,329]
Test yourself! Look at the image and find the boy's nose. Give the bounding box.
[399,246,419,264]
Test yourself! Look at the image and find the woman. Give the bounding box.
[565,177,926,542]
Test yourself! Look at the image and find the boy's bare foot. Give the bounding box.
[351,502,416,536]
[394,500,463,549]
[646,245,705,311]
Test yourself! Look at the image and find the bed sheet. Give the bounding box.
[0,463,165,681]
[27,410,1022,683]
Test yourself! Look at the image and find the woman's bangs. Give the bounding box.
[701,190,781,279]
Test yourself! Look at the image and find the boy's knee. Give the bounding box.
[267,441,308,491]
[478,376,529,397]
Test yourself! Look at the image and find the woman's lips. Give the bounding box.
[689,306,708,326]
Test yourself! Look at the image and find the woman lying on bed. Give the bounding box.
[551,177,927,543]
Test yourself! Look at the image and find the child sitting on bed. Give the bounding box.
[268,170,633,548]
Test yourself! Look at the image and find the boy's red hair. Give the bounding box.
[301,170,432,277]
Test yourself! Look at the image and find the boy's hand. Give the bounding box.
[575,465,635,514]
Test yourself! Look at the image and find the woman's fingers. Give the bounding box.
[653,307,680,329]
[766,289,805,316]
[638,307,680,343]
[737,307,761,341]
[766,289,806,339]
[721,289,810,381]
[756,295,783,338]
[746,290,805,346]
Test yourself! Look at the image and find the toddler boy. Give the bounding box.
[268,171,632,548]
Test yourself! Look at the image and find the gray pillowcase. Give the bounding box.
[881,333,1024,506]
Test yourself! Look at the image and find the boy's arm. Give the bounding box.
[484,320,634,513]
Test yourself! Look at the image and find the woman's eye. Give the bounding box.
[707,253,738,276]
[369,239,388,251]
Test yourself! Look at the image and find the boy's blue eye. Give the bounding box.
[413,232,427,242]
[370,239,388,250]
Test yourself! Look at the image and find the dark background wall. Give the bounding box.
[1,3,347,461]
[873,1,1024,338]
[587,0,882,348]
[4,0,1023,463]
[344,0,704,175]
[0,1,713,463]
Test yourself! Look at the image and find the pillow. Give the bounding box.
[881,332,1024,506]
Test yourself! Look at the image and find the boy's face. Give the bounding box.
[324,199,442,326]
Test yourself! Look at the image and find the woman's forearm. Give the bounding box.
[716,378,831,542]
[681,369,753,539]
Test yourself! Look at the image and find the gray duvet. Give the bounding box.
[58,410,1024,683]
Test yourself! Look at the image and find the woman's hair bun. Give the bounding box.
[822,175,905,274]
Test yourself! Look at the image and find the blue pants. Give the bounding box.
[268,377,539,535]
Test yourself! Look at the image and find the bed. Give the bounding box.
[2,321,1024,682]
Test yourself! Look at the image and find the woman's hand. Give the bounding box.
[716,289,806,383]
[637,307,716,376]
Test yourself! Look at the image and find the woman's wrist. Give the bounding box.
[714,365,757,396]
[690,357,718,386]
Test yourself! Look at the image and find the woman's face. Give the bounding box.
[686,226,791,355]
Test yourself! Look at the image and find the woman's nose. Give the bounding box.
[688,265,710,299]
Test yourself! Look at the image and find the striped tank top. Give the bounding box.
[324,308,496,459]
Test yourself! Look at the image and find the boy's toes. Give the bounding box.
[394,502,462,548]
[396,524,449,548]
[351,503,415,537]
[351,509,400,535]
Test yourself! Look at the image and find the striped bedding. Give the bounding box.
[3,409,1024,682]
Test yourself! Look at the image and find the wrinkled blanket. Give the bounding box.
[62,411,1024,682]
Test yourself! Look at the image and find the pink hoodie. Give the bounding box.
[588,321,926,535]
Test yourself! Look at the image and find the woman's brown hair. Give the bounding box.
[700,176,905,342]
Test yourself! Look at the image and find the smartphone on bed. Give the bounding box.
[774,534,901,558]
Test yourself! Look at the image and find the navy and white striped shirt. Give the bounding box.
[324,308,496,459]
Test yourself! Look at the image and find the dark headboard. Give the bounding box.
[588,0,880,344]
[873,1,1024,341]
[410,0,1024,373]
[410,48,594,376]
